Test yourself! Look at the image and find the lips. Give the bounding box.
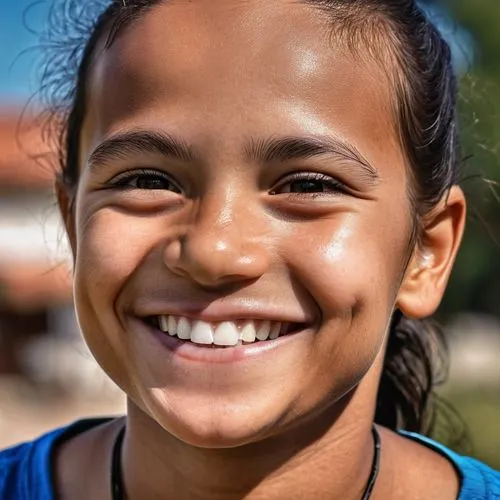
[144,315,302,347]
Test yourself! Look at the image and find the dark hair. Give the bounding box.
[39,0,464,443]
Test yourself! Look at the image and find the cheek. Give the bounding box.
[74,208,156,299]
[289,217,405,313]
[279,213,411,405]
[72,207,159,360]
[71,205,171,396]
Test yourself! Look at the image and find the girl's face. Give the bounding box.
[62,0,459,447]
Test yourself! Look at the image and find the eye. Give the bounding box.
[109,168,182,193]
[271,173,346,196]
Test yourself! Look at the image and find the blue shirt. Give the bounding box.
[1,419,499,499]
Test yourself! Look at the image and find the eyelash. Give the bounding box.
[108,168,182,193]
[271,172,347,197]
[108,169,346,199]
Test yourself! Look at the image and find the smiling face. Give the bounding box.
[61,0,441,447]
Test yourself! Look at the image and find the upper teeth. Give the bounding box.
[157,316,285,346]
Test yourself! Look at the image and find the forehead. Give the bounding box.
[103,0,335,84]
[84,0,402,171]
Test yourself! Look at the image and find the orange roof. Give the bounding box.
[0,110,58,188]
[0,263,72,312]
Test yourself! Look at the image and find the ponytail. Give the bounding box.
[376,311,468,451]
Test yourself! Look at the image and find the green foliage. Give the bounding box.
[438,0,500,318]
[445,389,500,469]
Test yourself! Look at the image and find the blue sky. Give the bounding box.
[0,1,471,107]
[0,0,50,104]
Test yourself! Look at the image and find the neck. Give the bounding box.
[122,394,377,500]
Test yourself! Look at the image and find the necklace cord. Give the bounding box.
[362,425,382,500]
[111,424,381,500]
[111,426,126,500]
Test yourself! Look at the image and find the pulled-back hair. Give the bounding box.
[38,0,465,443]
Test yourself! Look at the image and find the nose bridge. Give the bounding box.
[165,185,271,286]
[194,186,243,253]
[204,183,237,233]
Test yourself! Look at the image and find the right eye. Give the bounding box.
[110,168,182,193]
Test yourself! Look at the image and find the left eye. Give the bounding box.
[272,174,345,195]
[110,169,182,193]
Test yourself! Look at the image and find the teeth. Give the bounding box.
[159,316,169,333]
[214,322,240,346]
[240,321,256,343]
[269,322,281,340]
[256,320,271,341]
[191,321,214,345]
[156,316,290,346]
[167,316,177,336]
[177,317,191,340]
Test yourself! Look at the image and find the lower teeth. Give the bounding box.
[160,331,265,347]
[186,339,259,347]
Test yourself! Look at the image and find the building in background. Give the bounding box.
[0,109,74,376]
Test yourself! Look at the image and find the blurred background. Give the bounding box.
[0,0,499,467]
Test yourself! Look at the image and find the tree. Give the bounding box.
[437,0,500,318]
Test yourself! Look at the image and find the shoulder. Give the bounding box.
[399,430,500,500]
[455,455,500,500]
[0,426,65,500]
[0,418,112,500]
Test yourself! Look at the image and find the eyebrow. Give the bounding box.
[87,130,379,184]
[245,135,380,184]
[87,130,196,169]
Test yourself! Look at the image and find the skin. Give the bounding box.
[55,1,466,498]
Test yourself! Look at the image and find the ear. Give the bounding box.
[55,177,77,260]
[396,186,466,319]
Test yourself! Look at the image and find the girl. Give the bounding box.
[1,0,499,498]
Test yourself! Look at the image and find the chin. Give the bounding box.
[143,389,283,449]
[170,424,264,449]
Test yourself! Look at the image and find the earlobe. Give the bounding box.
[396,186,466,319]
[55,178,77,260]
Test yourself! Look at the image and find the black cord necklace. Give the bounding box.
[362,425,382,500]
[111,426,126,500]
[111,424,381,500]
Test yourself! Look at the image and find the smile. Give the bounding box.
[145,315,303,348]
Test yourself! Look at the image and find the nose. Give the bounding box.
[163,191,272,288]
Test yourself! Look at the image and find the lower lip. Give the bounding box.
[138,320,309,363]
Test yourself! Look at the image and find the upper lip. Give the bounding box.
[131,300,315,325]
